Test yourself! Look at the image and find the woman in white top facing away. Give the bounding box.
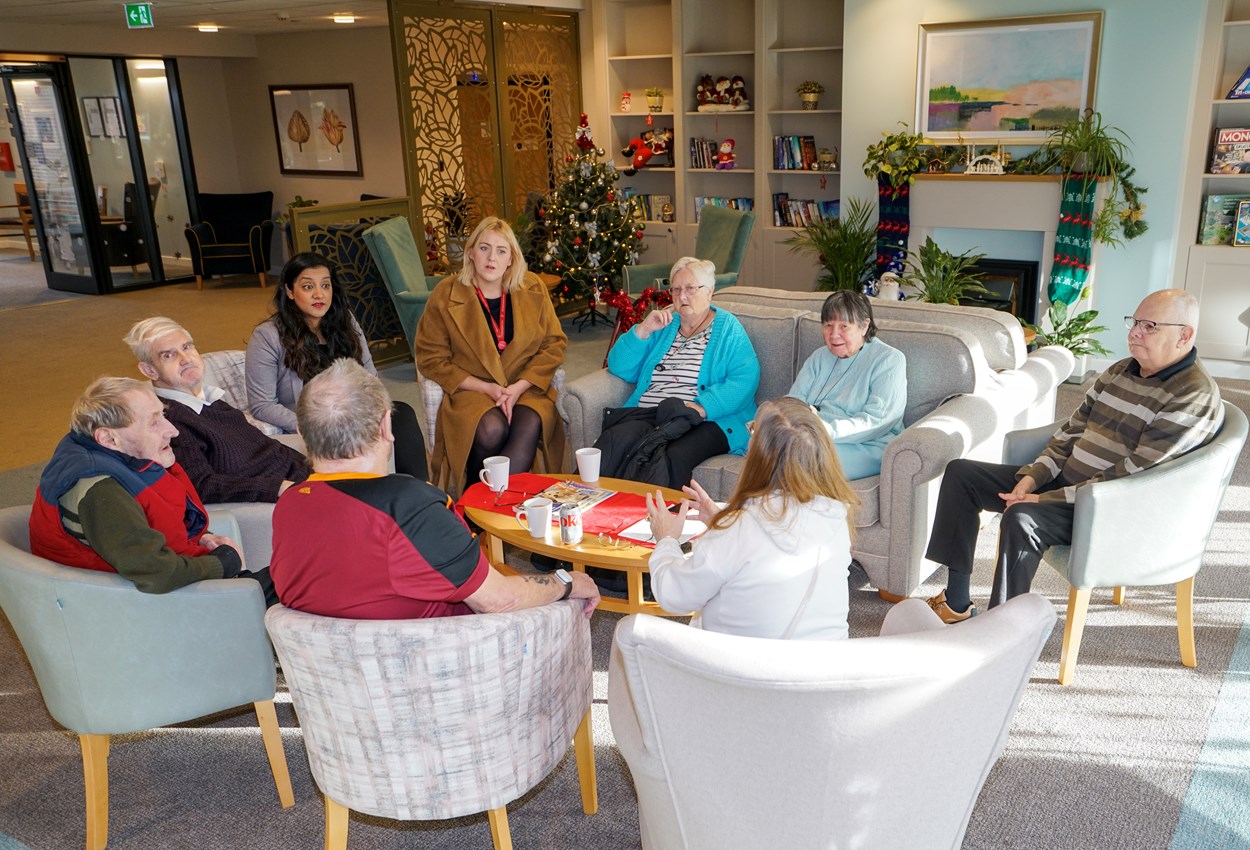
[645,396,859,640]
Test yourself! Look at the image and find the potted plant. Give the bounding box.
[862,122,928,199]
[782,196,876,291]
[644,87,665,112]
[438,189,472,267]
[903,236,989,304]
[795,80,824,110]
[1043,110,1149,246]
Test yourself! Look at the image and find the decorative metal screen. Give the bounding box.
[391,4,580,274]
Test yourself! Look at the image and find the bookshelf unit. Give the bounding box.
[590,0,843,289]
[1179,0,1250,361]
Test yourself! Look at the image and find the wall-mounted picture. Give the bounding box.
[915,12,1102,142]
[269,84,362,176]
[82,97,104,138]
[101,97,122,138]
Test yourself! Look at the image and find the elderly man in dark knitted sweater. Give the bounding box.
[924,289,1223,623]
[125,317,310,504]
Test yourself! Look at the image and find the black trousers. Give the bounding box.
[391,400,429,481]
[594,414,729,490]
[924,458,1075,608]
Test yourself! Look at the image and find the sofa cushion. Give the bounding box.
[718,304,802,402]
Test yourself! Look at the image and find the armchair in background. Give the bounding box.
[0,505,295,850]
[609,594,1056,850]
[265,599,597,850]
[101,179,160,275]
[0,181,36,261]
[1002,400,1248,685]
[623,204,755,294]
[185,190,274,289]
[361,215,440,360]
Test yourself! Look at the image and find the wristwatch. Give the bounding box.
[554,568,574,600]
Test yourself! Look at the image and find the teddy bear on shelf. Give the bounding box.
[695,74,716,108]
[621,137,655,175]
[714,138,736,170]
[729,75,750,110]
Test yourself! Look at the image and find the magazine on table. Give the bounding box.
[536,479,616,513]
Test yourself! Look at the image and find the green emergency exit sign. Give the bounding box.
[124,3,154,29]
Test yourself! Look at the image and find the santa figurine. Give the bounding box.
[575,113,595,150]
[714,138,736,170]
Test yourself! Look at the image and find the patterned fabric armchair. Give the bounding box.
[306,220,407,348]
[265,600,597,850]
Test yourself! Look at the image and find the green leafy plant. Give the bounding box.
[795,80,825,95]
[644,87,664,97]
[1044,110,1149,246]
[903,236,989,305]
[862,122,928,199]
[782,196,876,292]
[273,194,318,226]
[1023,289,1112,357]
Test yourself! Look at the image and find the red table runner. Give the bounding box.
[458,473,656,538]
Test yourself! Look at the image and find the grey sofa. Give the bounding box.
[563,301,1012,597]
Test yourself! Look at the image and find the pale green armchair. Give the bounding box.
[623,205,756,294]
[1002,401,1247,685]
[0,505,295,850]
[362,215,441,355]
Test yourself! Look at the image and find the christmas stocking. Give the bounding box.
[1048,175,1098,306]
[875,176,910,279]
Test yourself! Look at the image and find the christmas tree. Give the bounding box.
[538,114,646,301]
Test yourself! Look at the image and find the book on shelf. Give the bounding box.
[1228,62,1250,100]
[621,190,673,222]
[772,134,819,170]
[1199,194,1250,245]
[690,137,722,169]
[694,196,753,223]
[1210,128,1250,174]
[1236,200,1250,247]
[772,194,839,228]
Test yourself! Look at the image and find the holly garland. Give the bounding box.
[875,177,909,278]
[538,114,647,302]
[1048,175,1098,306]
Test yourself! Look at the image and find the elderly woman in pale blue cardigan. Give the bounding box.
[786,290,907,480]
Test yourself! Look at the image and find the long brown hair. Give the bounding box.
[711,397,859,532]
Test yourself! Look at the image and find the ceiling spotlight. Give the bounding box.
[333,14,356,24]
[197,23,219,32]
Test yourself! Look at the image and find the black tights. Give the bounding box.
[466,406,543,483]
[391,401,429,480]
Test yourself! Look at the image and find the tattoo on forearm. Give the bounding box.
[522,575,555,586]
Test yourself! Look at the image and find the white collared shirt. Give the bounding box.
[153,384,227,414]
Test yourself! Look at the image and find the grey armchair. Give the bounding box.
[1003,400,1248,685]
[265,599,597,850]
[623,204,755,294]
[0,505,295,850]
[609,594,1056,850]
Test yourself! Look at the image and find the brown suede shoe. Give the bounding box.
[927,591,977,624]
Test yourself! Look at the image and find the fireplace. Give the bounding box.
[959,258,1039,325]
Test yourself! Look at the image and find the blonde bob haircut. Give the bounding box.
[457,216,529,293]
[710,396,860,534]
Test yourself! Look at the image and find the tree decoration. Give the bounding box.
[537,114,646,300]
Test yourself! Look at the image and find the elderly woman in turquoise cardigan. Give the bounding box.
[596,256,759,489]
[786,290,907,480]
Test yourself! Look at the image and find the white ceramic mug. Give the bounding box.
[479,455,510,493]
[575,447,602,483]
[514,497,553,539]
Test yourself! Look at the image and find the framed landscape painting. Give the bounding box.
[269,84,362,176]
[915,12,1102,142]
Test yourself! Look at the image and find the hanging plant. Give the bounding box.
[1043,110,1148,246]
[862,122,928,199]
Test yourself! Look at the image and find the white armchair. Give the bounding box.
[265,599,597,850]
[1002,400,1247,684]
[608,594,1056,850]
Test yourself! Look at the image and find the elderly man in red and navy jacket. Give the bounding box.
[30,375,274,601]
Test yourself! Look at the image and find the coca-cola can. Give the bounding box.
[559,502,583,545]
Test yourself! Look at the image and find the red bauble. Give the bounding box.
[565,156,574,162]
[607,193,614,201]
[634,230,643,238]
[574,237,582,245]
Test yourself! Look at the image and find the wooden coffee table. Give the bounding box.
[463,476,689,617]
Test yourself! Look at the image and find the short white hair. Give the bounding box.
[297,359,392,461]
[124,317,190,365]
[669,256,716,290]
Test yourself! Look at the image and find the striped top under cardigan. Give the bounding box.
[1017,348,1223,505]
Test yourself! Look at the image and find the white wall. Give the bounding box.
[844,0,1204,359]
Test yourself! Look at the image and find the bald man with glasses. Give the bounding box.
[923,288,1223,623]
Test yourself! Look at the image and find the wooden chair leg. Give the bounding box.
[195,274,204,290]
[1058,587,1091,686]
[324,795,349,850]
[254,700,295,808]
[257,272,267,287]
[487,806,513,850]
[877,588,908,604]
[1112,586,1126,605]
[1177,576,1197,668]
[573,708,598,815]
[80,734,109,850]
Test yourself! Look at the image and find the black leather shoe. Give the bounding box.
[530,553,569,573]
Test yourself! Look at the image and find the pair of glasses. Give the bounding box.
[669,286,706,297]
[1124,317,1189,334]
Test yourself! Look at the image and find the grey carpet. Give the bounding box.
[0,251,87,311]
[1,368,1248,848]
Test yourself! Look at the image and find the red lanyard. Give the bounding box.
[474,286,508,351]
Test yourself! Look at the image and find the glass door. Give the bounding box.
[3,64,99,293]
